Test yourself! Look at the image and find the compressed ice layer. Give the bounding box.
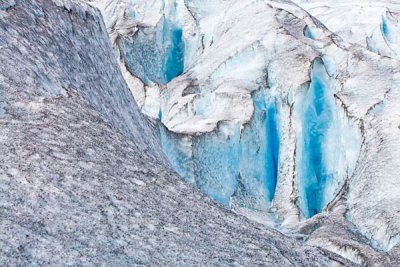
[304,26,315,40]
[299,59,332,217]
[235,90,279,209]
[382,16,390,40]
[121,17,184,85]
[159,125,195,183]
[381,12,400,45]
[164,25,185,82]
[296,58,361,218]
[159,89,280,210]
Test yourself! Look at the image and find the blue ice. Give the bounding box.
[163,22,185,82]
[235,90,280,210]
[158,109,163,121]
[159,125,195,183]
[159,89,280,210]
[121,18,184,85]
[192,125,241,207]
[298,59,335,218]
[304,26,315,40]
[382,16,391,41]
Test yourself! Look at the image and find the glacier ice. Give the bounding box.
[159,89,280,209]
[163,22,185,82]
[119,16,184,85]
[90,0,400,264]
[234,89,280,209]
[304,26,315,40]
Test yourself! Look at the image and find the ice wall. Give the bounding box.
[234,90,280,210]
[160,88,280,210]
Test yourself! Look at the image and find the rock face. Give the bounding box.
[0,0,355,265]
[89,0,400,265]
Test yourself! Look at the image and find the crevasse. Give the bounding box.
[163,21,185,83]
[120,16,184,85]
[234,89,280,210]
[296,58,361,218]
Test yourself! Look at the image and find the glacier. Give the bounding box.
[1,0,400,265]
[89,0,400,265]
[0,0,359,265]
[119,16,184,85]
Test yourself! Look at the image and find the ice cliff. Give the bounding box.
[89,0,400,265]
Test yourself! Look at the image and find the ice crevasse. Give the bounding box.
[119,12,185,85]
[294,58,361,218]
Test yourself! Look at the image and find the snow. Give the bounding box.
[293,0,400,59]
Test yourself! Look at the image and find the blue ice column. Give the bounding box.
[235,89,280,210]
[382,16,391,42]
[298,58,336,218]
[163,21,185,83]
[159,125,195,184]
[159,123,241,207]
